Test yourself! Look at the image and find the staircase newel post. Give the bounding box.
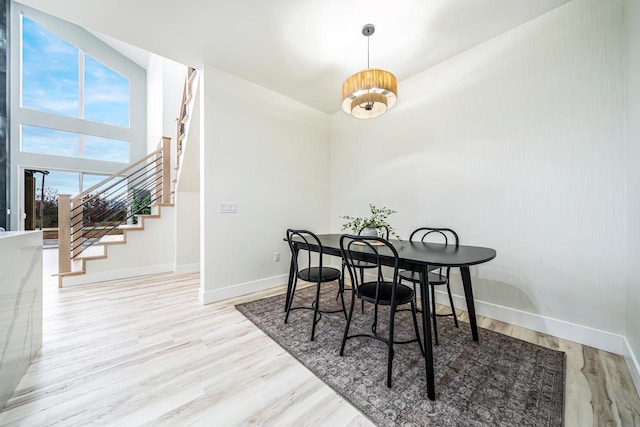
[58,194,71,285]
[161,136,171,204]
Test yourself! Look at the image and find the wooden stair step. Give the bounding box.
[98,234,126,244]
[74,245,106,259]
[118,224,143,230]
[57,270,85,278]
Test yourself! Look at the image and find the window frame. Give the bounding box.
[9,2,147,231]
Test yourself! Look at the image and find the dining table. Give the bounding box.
[286,233,497,401]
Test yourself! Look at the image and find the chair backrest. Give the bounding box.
[409,227,459,276]
[286,229,325,273]
[409,227,459,247]
[358,225,390,239]
[340,234,399,303]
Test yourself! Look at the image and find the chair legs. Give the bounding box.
[359,267,365,314]
[371,304,380,334]
[400,277,459,346]
[446,280,459,328]
[386,303,396,388]
[288,275,347,341]
[338,276,347,320]
[310,281,323,341]
[341,296,423,388]
[410,300,425,356]
[431,282,439,346]
[284,274,298,324]
[340,287,357,356]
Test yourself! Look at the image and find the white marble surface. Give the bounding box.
[0,231,43,410]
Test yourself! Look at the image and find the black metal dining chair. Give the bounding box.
[338,225,389,311]
[339,234,424,388]
[285,229,346,341]
[354,225,389,278]
[399,227,459,345]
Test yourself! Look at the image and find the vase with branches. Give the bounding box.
[340,204,401,239]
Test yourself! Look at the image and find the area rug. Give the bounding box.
[236,284,564,427]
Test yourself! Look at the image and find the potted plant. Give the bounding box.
[340,204,401,239]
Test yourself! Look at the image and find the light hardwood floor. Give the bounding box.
[0,255,639,426]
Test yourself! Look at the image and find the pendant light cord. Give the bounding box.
[367,35,370,69]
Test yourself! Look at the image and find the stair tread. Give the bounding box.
[118,224,144,230]
[57,270,85,277]
[59,190,173,286]
[98,235,126,243]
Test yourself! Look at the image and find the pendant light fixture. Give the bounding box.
[341,24,397,119]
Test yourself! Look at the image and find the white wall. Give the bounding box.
[625,0,640,392]
[146,53,186,153]
[200,66,331,303]
[331,0,626,352]
[174,190,199,273]
[146,55,164,153]
[162,60,186,143]
[174,74,200,273]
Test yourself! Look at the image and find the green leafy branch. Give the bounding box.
[340,203,401,239]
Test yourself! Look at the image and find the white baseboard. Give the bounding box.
[200,274,288,305]
[353,270,626,354]
[432,290,626,355]
[623,336,640,397]
[174,263,200,275]
[62,264,175,287]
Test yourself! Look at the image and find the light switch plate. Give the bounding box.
[218,202,238,213]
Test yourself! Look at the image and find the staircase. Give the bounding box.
[57,68,199,287]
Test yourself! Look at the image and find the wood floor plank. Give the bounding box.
[560,339,594,427]
[582,345,618,426]
[0,267,638,427]
[601,351,640,426]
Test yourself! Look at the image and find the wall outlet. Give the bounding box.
[274,252,281,262]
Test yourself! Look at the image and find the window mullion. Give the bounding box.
[78,50,85,158]
[79,50,85,120]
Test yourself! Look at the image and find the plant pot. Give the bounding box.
[360,227,379,237]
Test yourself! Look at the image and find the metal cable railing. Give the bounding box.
[69,158,162,230]
[57,138,171,274]
[70,161,162,256]
[70,172,163,255]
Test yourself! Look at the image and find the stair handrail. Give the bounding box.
[58,137,172,282]
[71,148,161,203]
[176,67,197,170]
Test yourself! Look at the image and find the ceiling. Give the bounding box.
[19,0,571,114]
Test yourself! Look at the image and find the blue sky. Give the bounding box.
[22,15,131,196]
[22,17,78,117]
[41,171,110,197]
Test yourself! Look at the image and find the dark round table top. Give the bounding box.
[294,234,496,268]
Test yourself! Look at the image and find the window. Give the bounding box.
[81,173,110,192]
[22,125,78,157]
[32,171,110,229]
[21,125,130,163]
[20,15,131,163]
[22,16,79,117]
[84,135,129,163]
[84,55,130,127]
[12,5,146,231]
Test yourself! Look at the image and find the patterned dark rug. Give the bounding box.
[236,284,565,427]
